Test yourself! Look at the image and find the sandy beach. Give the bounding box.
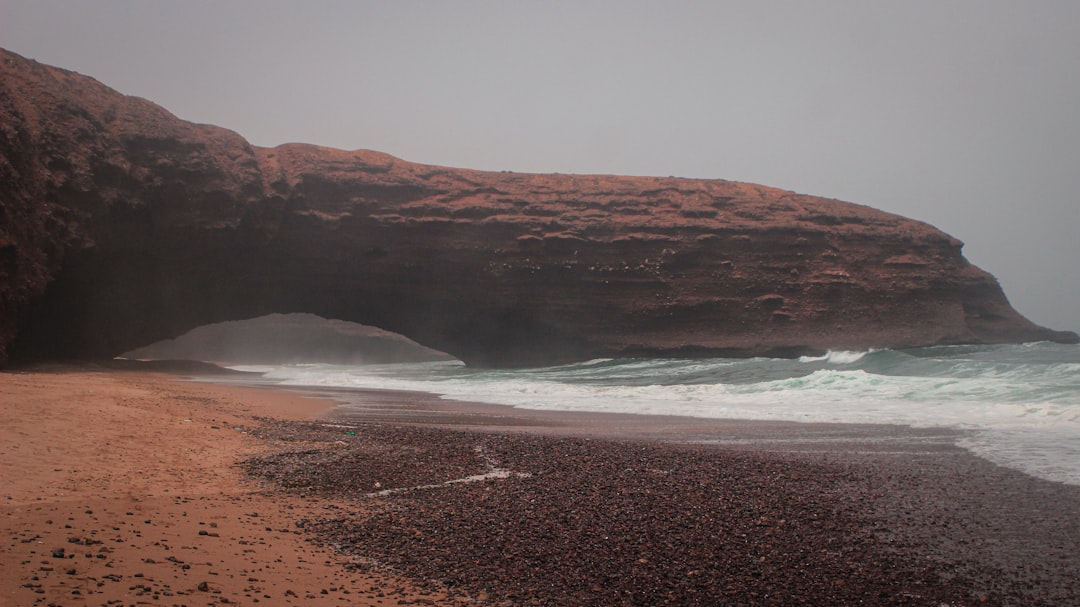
[0,367,453,607]
[4,367,1079,606]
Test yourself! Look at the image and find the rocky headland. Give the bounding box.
[1,48,1074,367]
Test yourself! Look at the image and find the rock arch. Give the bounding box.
[1,49,1074,367]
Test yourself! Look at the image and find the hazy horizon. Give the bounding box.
[3,1,1077,333]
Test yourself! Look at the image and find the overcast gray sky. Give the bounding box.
[3,1,1078,332]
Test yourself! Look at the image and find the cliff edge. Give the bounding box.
[1,48,1074,367]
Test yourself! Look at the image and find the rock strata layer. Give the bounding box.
[0,48,1074,367]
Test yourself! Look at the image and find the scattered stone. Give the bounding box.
[241,418,1080,607]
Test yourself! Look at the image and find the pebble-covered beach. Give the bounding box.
[243,414,1080,606]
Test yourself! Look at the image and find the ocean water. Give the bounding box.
[233,342,1080,486]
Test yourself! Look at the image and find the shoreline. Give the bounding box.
[218,373,1080,487]
[5,366,1080,606]
[220,379,977,463]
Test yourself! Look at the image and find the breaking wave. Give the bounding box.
[234,342,1080,485]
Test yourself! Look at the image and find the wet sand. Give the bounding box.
[4,368,1079,606]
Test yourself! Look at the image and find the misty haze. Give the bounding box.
[2,3,1079,606]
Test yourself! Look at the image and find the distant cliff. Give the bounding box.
[1,48,1074,367]
[122,313,453,365]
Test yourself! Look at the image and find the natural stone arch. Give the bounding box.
[1,48,1074,367]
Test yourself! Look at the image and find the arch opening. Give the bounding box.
[119,313,457,367]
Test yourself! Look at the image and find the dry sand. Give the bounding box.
[0,367,451,607]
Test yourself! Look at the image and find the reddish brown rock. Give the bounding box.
[0,48,1074,367]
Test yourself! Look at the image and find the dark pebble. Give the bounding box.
[241,418,1080,607]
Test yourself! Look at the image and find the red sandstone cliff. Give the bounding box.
[1,48,1074,367]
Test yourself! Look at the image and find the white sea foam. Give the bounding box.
[797,350,870,364]
[232,343,1080,485]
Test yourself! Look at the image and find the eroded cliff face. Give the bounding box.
[1,48,1074,367]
